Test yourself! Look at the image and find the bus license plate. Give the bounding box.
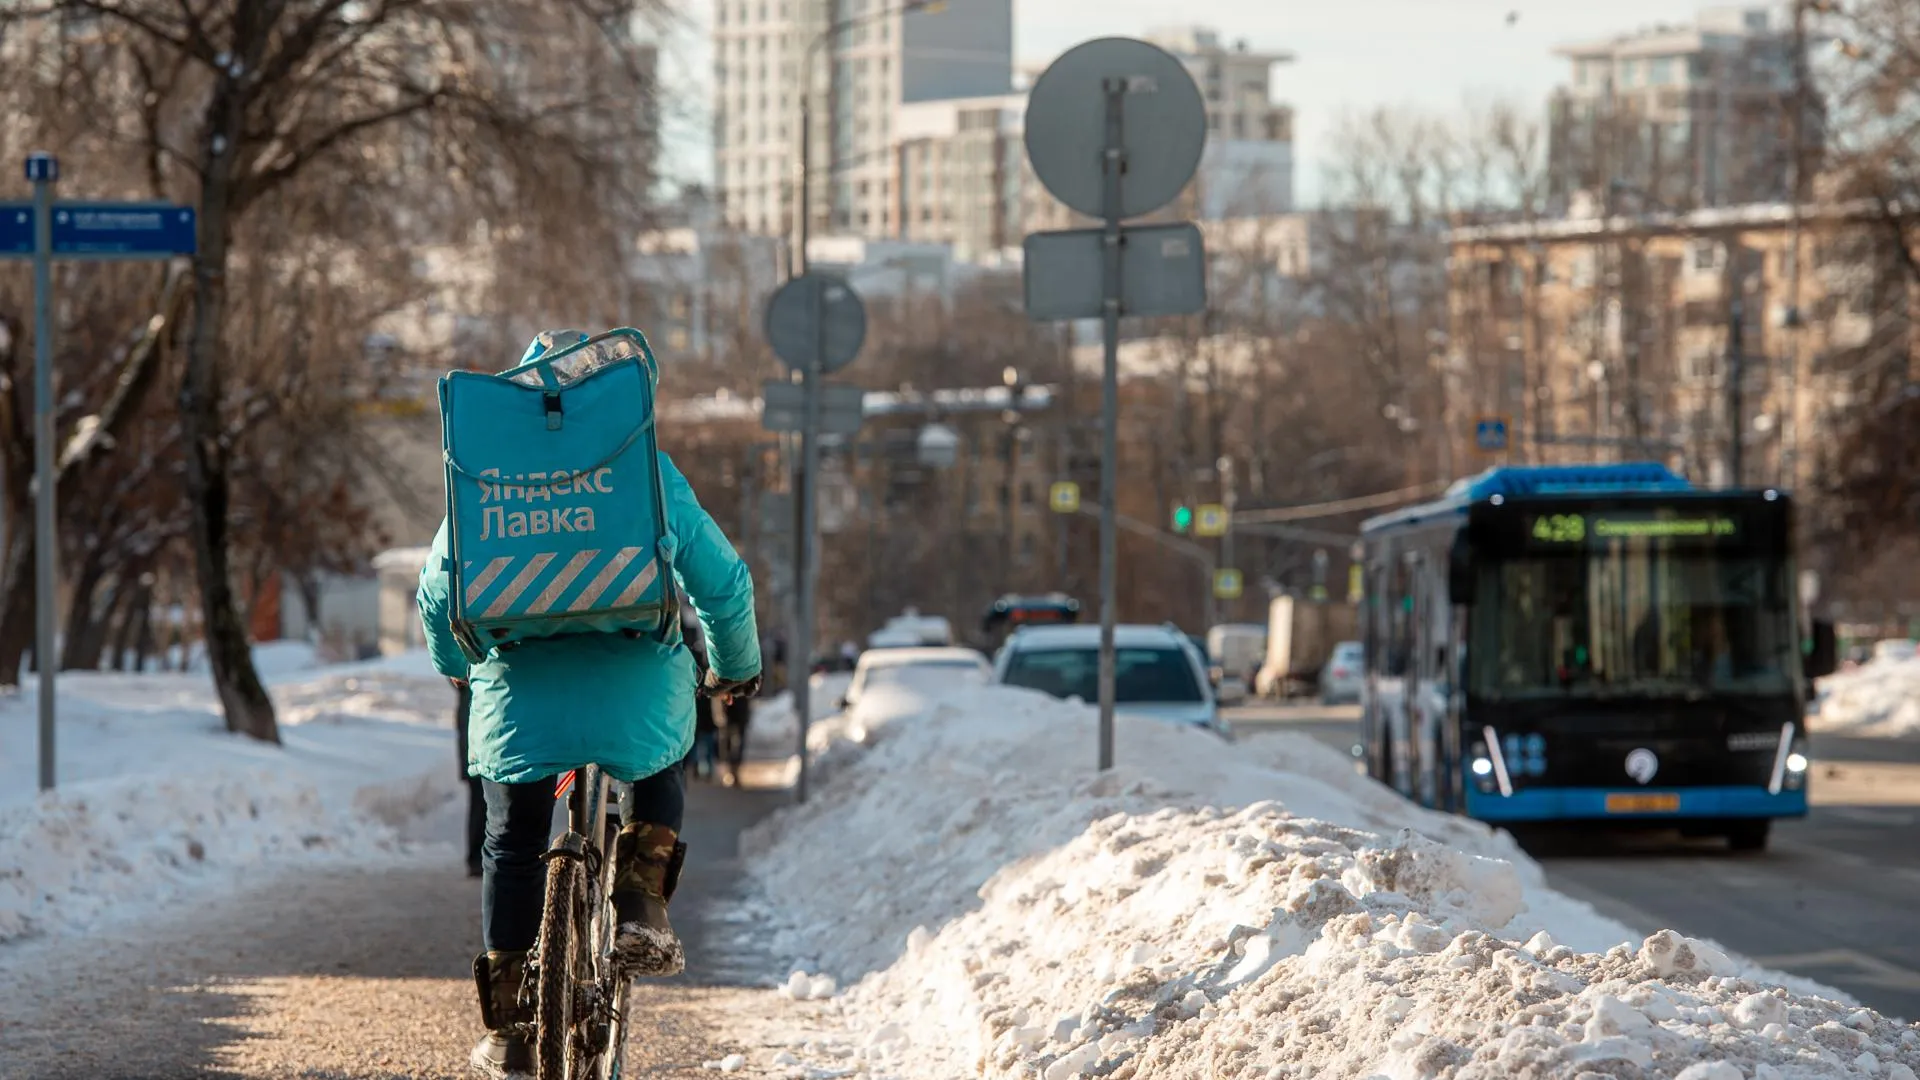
[1606,793,1680,814]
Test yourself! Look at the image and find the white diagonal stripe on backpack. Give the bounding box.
[483,553,556,618]
[464,557,513,607]
[526,550,600,614]
[569,547,645,611]
[611,558,661,608]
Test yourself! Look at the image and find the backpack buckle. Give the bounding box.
[543,391,563,431]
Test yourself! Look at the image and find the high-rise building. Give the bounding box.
[1547,6,1817,212]
[711,0,1014,241]
[1143,26,1296,219]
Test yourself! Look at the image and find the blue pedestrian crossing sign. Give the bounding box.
[1474,416,1510,453]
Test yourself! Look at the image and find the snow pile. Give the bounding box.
[743,683,1889,1080]
[0,653,460,944]
[1810,656,1920,738]
[748,671,853,760]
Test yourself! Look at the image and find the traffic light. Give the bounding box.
[1172,504,1193,533]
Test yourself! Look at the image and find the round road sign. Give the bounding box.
[764,272,868,375]
[1023,37,1207,221]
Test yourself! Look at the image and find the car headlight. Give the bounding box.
[1787,752,1808,773]
[1471,756,1494,777]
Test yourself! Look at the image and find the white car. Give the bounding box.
[991,623,1228,737]
[1318,641,1364,705]
[837,646,992,711]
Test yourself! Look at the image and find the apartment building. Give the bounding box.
[1547,6,1817,212]
[1444,202,1915,494]
[711,0,1014,240]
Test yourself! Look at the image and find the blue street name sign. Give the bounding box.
[52,202,197,256]
[0,204,30,255]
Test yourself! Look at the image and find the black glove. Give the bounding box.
[702,671,762,701]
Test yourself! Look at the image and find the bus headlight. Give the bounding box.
[1784,737,1810,790]
[1469,743,1497,793]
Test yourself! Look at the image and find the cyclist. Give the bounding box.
[417,329,761,1080]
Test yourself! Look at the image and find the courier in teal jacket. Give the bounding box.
[423,329,760,1080]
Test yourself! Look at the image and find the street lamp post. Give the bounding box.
[794,0,943,278]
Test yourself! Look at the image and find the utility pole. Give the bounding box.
[1782,0,1811,489]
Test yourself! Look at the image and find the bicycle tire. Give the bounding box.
[535,856,584,1080]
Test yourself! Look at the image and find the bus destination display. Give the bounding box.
[1526,511,1740,546]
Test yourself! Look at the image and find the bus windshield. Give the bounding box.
[1469,548,1796,700]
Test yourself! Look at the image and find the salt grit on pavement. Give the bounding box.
[724,682,1915,1080]
[0,648,461,944]
[1810,657,1920,739]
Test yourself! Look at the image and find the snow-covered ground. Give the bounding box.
[0,647,460,944]
[1810,657,1920,739]
[734,682,1914,1080]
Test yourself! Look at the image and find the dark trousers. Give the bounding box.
[480,764,686,953]
[718,696,753,774]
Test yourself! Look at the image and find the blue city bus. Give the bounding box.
[1357,464,1836,851]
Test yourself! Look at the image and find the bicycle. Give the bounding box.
[524,679,721,1080]
[525,760,631,1080]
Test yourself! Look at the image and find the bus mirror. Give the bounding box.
[1448,539,1476,606]
[1804,618,1837,681]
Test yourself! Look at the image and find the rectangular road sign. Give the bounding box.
[762,379,865,436]
[1195,503,1229,537]
[51,202,197,257]
[1049,481,1080,514]
[1474,416,1510,453]
[1023,222,1207,321]
[0,205,29,254]
[1213,568,1243,600]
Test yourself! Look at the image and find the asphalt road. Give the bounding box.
[0,771,795,1080]
[1229,701,1920,1024]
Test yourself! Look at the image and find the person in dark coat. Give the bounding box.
[717,693,753,787]
[454,678,484,877]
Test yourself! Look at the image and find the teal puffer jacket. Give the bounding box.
[417,449,760,785]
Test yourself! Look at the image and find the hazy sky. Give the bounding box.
[656,0,1733,205]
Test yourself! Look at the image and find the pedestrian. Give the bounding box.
[454,678,485,877]
[717,692,753,787]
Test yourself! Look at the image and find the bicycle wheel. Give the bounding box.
[534,855,585,1080]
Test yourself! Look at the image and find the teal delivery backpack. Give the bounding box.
[439,328,679,663]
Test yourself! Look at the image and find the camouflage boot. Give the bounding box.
[609,822,687,977]
[469,950,533,1080]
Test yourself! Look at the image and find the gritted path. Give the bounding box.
[0,775,794,1079]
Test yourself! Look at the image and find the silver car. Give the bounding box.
[1319,641,1364,705]
[991,623,1229,738]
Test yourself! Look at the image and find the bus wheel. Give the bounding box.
[1726,821,1771,853]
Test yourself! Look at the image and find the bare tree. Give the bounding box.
[6,0,668,740]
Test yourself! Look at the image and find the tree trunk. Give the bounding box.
[58,547,109,672]
[0,532,35,684]
[182,73,278,744]
[109,578,149,672]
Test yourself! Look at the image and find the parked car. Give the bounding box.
[991,623,1229,738]
[1871,639,1917,664]
[1318,641,1364,705]
[836,646,993,711]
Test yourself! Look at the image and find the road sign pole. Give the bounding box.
[1096,79,1124,773]
[30,156,56,792]
[792,281,823,804]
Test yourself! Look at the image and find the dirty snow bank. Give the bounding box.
[742,683,1889,1080]
[0,652,460,944]
[1811,657,1920,738]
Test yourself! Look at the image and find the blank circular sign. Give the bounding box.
[1024,37,1207,221]
[764,272,868,374]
